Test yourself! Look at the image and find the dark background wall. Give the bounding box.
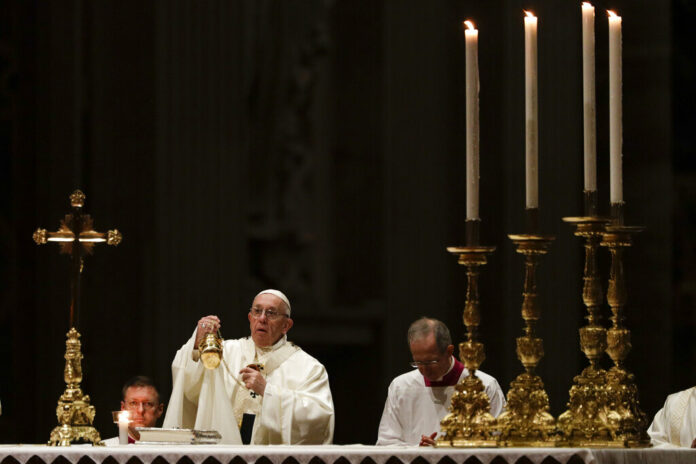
[0,0,692,445]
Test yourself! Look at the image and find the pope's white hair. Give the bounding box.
[254,289,292,316]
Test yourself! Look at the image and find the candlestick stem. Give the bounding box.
[558,216,616,446]
[437,244,497,447]
[498,234,556,446]
[48,328,102,446]
[601,223,650,447]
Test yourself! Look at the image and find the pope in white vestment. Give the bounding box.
[163,290,335,445]
[377,318,505,446]
[648,386,696,448]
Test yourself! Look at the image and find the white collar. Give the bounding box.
[256,334,287,354]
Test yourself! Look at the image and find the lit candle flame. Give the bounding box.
[582,2,593,7]
[119,410,130,424]
[524,10,536,18]
[464,20,475,31]
[607,10,618,18]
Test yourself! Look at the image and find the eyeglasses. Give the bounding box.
[125,400,157,411]
[250,307,289,320]
[409,359,442,368]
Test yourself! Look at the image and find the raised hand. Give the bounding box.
[195,315,221,346]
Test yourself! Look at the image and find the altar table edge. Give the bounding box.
[0,444,694,464]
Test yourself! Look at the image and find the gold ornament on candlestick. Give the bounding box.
[35,190,122,446]
[437,222,497,448]
[498,232,556,447]
[49,328,101,446]
[557,215,616,447]
[600,213,650,447]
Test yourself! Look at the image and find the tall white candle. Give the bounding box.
[524,12,538,209]
[118,411,130,445]
[608,10,622,203]
[464,20,480,220]
[582,3,597,192]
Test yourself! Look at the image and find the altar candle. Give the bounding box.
[582,3,597,192]
[608,10,622,203]
[464,20,480,220]
[524,12,538,209]
[118,410,130,445]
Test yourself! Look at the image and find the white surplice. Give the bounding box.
[376,360,505,446]
[648,386,696,448]
[163,331,335,445]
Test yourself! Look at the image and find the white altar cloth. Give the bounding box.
[0,444,694,464]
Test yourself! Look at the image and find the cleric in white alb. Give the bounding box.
[377,317,505,446]
[648,386,696,448]
[163,289,335,444]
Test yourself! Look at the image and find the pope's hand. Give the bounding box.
[240,366,266,396]
[419,432,437,447]
[195,315,221,346]
[691,437,696,448]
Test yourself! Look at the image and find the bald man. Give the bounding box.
[164,290,334,445]
[377,318,505,446]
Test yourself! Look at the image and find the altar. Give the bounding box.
[0,445,694,464]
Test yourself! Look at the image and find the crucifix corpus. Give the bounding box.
[34,189,122,446]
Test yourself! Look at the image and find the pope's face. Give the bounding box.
[121,386,163,428]
[409,333,454,382]
[248,293,293,347]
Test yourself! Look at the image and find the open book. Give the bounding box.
[134,427,222,445]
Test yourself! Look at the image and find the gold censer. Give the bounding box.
[199,332,224,370]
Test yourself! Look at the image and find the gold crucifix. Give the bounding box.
[34,189,122,327]
[34,189,122,446]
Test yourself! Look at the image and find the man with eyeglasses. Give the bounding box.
[377,318,505,446]
[102,376,164,445]
[164,289,334,445]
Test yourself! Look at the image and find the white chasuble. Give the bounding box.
[377,360,505,446]
[163,331,335,444]
[648,386,696,448]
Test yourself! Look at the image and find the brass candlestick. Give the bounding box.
[35,190,122,446]
[437,223,497,448]
[49,328,102,446]
[557,216,616,447]
[600,218,650,447]
[498,233,556,446]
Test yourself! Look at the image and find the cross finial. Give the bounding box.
[70,190,86,208]
[33,190,122,327]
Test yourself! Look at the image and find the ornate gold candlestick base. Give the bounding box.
[48,328,102,446]
[557,216,616,447]
[498,235,557,447]
[437,245,498,448]
[601,223,650,448]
